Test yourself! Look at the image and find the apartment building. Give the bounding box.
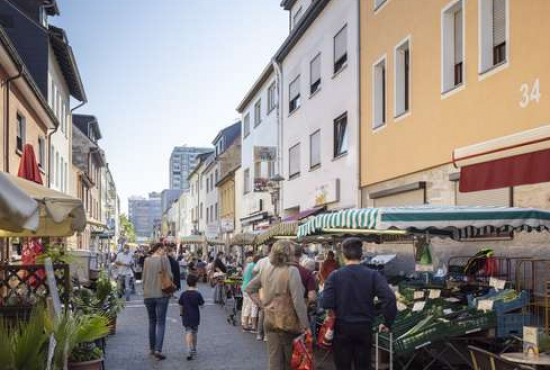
[169,145,211,191]
[277,0,361,217]
[187,152,213,236]
[128,192,161,242]
[236,64,279,232]
[359,0,550,271]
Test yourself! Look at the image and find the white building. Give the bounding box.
[202,155,219,239]
[236,65,279,232]
[276,0,361,216]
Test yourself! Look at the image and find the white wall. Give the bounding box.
[203,162,219,238]
[240,72,278,220]
[290,0,313,29]
[48,46,72,195]
[281,0,360,214]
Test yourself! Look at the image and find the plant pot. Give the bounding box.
[68,358,103,370]
[108,316,117,335]
[89,269,100,280]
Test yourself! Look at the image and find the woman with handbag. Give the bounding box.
[246,241,310,370]
[142,242,176,360]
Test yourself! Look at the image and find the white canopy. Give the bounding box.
[0,172,86,237]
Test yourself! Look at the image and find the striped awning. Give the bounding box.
[256,222,299,245]
[228,233,257,246]
[297,206,550,240]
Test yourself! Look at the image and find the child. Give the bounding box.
[178,274,205,360]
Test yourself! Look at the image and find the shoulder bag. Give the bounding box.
[160,256,177,295]
[263,266,301,334]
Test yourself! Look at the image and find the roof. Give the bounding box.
[73,114,101,140]
[236,63,274,113]
[275,0,331,63]
[43,0,59,16]
[187,151,214,179]
[212,121,242,147]
[280,0,298,11]
[48,25,86,102]
[0,24,58,130]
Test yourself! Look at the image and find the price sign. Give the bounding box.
[443,308,453,315]
[429,289,441,299]
[414,291,425,300]
[445,297,460,303]
[477,299,494,312]
[397,302,408,312]
[489,277,506,290]
[412,301,426,312]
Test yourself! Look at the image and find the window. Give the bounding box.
[206,207,210,223]
[480,0,507,72]
[50,145,55,183]
[210,206,214,222]
[200,203,203,219]
[210,174,214,191]
[60,158,64,192]
[293,6,303,28]
[372,57,386,129]
[55,151,59,187]
[395,39,410,117]
[254,161,262,180]
[215,202,218,220]
[16,114,25,152]
[310,54,321,95]
[289,76,301,113]
[334,113,349,157]
[289,143,301,179]
[244,168,250,194]
[206,177,210,193]
[254,99,261,127]
[374,0,387,10]
[310,130,321,169]
[442,0,464,92]
[334,26,348,74]
[268,82,277,112]
[38,137,45,169]
[243,113,250,137]
[215,169,218,183]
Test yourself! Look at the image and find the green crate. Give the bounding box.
[447,311,496,337]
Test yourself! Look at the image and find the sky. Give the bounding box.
[53,0,289,213]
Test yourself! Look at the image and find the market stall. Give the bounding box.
[298,206,550,370]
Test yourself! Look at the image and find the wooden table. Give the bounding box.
[501,352,550,367]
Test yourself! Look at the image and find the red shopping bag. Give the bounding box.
[291,330,315,370]
[317,315,335,350]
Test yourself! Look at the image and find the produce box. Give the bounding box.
[468,290,529,314]
[497,313,532,338]
[447,310,497,337]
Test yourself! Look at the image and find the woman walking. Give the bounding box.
[246,241,309,370]
[142,243,173,360]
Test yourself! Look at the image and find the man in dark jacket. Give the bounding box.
[322,237,397,370]
[167,246,181,291]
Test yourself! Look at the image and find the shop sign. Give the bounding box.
[314,179,340,206]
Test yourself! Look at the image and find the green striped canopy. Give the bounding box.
[297,206,550,239]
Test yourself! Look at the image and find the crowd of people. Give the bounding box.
[110,239,397,369]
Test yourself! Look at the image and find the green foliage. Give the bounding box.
[35,243,76,265]
[73,273,125,320]
[70,343,103,362]
[119,213,136,243]
[0,307,49,370]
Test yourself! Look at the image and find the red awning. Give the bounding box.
[459,148,550,192]
[17,144,43,185]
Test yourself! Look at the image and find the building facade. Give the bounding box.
[169,145,211,191]
[359,0,550,272]
[128,192,162,242]
[237,65,279,232]
[277,0,361,217]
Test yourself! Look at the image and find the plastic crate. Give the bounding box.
[468,290,529,314]
[393,321,448,354]
[447,311,496,337]
[497,313,532,338]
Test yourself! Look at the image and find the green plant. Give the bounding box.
[36,243,76,265]
[0,307,49,370]
[69,342,103,362]
[73,273,124,320]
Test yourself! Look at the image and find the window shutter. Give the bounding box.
[289,76,300,100]
[289,144,300,176]
[311,55,321,84]
[454,9,463,64]
[493,0,506,46]
[334,26,347,62]
[310,131,320,167]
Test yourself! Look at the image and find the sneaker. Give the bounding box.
[256,334,263,341]
[153,352,166,360]
[250,328,258,334]
[186,355,194,361]
[242,327,251,333]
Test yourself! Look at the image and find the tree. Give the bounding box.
[119,213,136,243]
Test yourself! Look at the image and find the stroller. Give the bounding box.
[223,277,243,326]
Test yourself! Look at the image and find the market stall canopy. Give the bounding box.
[297,206,550,240]
[256,222,298,245]
[453,125,550,192]
[228,233,257,246]
[0,172,86,237]
[179,235,226,246]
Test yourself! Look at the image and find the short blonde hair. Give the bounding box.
[269,240,293,266]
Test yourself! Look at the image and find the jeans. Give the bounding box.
[144,297,170,353]
[118,274,132,301]
[333,321,372,370]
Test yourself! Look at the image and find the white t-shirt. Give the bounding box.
[116,252,134,276]
[252,256,271,276]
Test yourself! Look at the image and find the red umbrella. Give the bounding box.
[17,144,43,185]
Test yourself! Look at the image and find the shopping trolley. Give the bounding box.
[223,277,243,326]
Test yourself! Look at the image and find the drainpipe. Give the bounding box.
[2,64,23,173]
[355,0,362,208]
[271,57,283,219]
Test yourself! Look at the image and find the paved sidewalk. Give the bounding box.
[104,283,268,370]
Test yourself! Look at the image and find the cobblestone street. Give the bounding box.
[105,283,268,370]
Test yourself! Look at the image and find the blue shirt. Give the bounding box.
[178,289,205,328]
[241,262,255,291]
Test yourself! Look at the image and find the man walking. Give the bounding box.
[116,244,134,301]
[322,237,397,370]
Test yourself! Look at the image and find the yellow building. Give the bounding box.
[360,0,550,270]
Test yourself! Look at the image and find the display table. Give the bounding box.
[501,352,550,367]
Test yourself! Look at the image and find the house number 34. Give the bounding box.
[520,79,541,108]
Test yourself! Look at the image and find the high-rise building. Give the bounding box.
[169,146,211,190]
[128,192,162,241]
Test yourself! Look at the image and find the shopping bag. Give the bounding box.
[317,315,335,350]
[291,331,314,370]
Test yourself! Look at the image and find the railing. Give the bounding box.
[0,263,70,318]
[516,259,550,335]
[447,255,528,282]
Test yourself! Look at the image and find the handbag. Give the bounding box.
[160,256,177,295]
[263,267,302,334]
[291,330,315,370]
